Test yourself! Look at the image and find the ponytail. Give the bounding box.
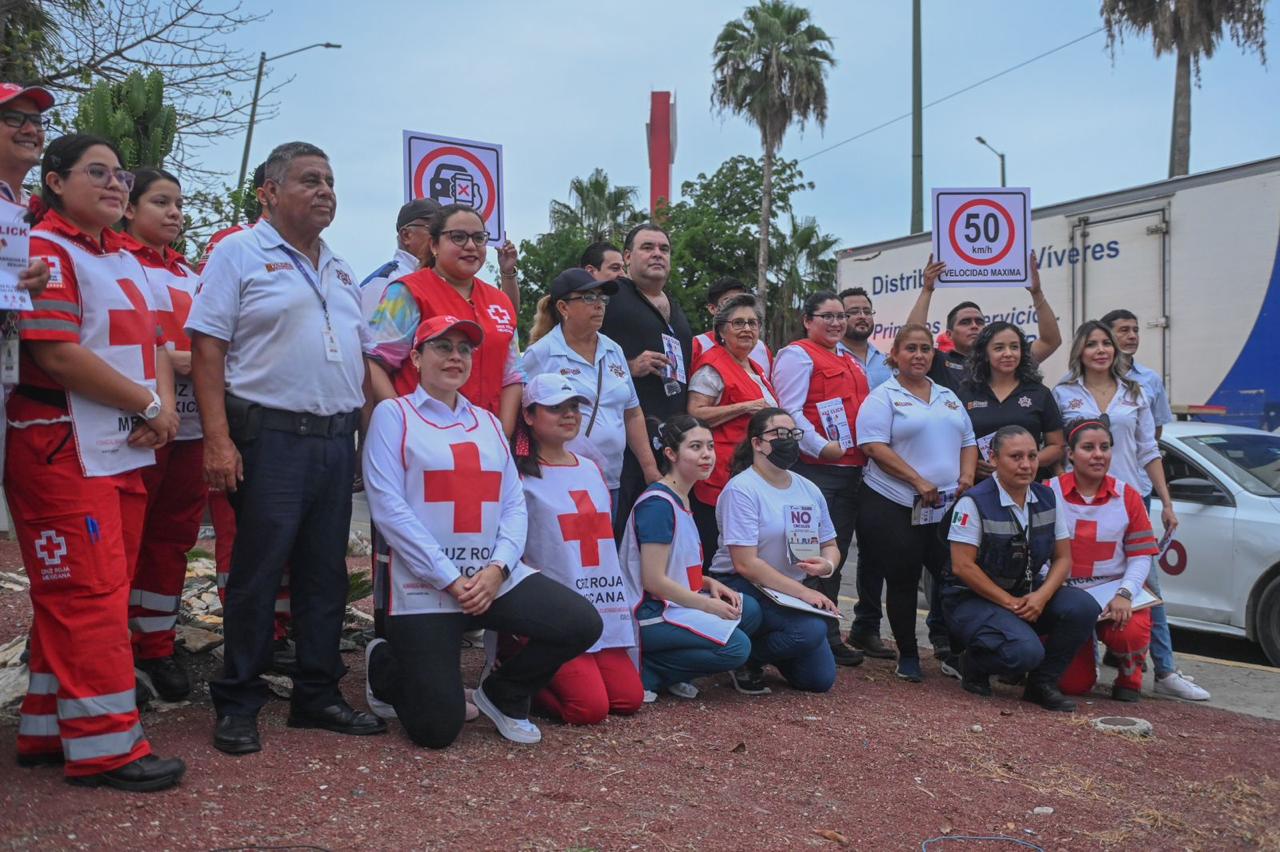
[729,407,789,476]
[528,294,560,345]
[647,414,708,475]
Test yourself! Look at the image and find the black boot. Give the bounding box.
[847,632,895,659]
[67,754,186,792]
[1023,681,1076,712]
[213,715,261,755]
[136,656,191,702]
[960,652,992,697]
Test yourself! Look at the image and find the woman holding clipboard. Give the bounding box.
[1050,417,1160,702]
[707,408,840,695]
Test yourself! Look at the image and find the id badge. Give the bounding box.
[1,336,18,384]
[322,328,342,362]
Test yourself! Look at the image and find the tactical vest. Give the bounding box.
[948,478,1057,594]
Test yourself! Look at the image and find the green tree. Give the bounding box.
[766,214,838,345]
[513,228,589,347]
[1102,0,1267,177]
[711,0,835,302]
[73,70,177,169]
[548,167,643,244]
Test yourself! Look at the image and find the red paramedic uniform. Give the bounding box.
[6,210,162,775]
[122,233,205,660]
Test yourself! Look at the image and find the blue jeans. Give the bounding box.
[723,576,836,693]
[637,595,762,692]
[1143,495,1177,676]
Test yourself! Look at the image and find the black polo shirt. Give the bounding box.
[956,378,1063,445]
[600,276,693,419]
[928,349,969,392]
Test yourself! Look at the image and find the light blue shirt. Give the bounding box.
[847,342,893,389]
[1129,362,1173,428]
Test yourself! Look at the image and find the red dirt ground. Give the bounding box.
[0,540,1276,851]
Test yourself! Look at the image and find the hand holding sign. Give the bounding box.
[931,188,1031,287]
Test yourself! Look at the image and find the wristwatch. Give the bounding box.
[139,389,162,421]
[1116,588,1133,601]
[492,562,511,581]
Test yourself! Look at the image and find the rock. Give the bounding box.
[970,724,983,733]
[347,530,372,557]
[0,635,27,667]
[177,624,224,654]
[186,557,217,578]
[1090,716,1154,738]
[262,673,293,699]
[1032,806,1054,816]
[0,571,29,591]
[0,665,28,709]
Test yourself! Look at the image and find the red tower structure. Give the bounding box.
[646,91,676,216]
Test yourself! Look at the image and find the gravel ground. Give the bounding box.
[0,540,1277,851]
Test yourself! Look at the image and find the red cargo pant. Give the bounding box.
[209,488,291,640]
[6,424,153,776]
[131,439,205,659]
[1060,608,1152,695]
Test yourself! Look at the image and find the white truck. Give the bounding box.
[836,156,1280,429]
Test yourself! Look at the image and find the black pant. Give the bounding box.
[691,490,719,570]
[613,449,645,543]
[211,427,355,717]
[854,487,947,659]
[367,573,602,749]
[793,462,861,646]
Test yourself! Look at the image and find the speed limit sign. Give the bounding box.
[931,187,1031,286]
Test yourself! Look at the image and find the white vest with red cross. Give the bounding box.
[521,453,635,652]
[387,395,534,616]
[38,232,158,477]
[619,488,740,645]
[141,259,201,440]
[1048,475,1154,589]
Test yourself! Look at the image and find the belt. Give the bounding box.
[13,384,68,410]
[259,406,359,438]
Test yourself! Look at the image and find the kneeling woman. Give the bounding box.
[708,408,841,694]
[363,317,602,747]
[1051,418,1158,702]
[514,373,644,724]
[619,416,762,698]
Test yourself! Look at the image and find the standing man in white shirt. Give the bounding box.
[358,198,439,322]
[188,141,386,755]
[1101,309,1174,437]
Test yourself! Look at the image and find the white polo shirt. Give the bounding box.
[948,476,1070,546]
[856,376,976,507]
[518,324,640,489]
[186,219,371,416]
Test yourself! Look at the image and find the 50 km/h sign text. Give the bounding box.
[932,187,1031,287]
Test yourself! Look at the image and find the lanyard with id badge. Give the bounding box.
[279,246,342,363]
[660,331,686,397]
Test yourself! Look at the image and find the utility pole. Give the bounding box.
[910,0,923,234]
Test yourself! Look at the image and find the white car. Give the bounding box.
[1154,421,1280,665]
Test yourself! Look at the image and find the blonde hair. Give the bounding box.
[528,294,560,345]
[1058,320,1140,400]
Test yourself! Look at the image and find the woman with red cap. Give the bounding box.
[362,315,601,748]
[8,134,185,790]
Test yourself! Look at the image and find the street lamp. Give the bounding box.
[232,41,342,224]
[974,136,1006,188]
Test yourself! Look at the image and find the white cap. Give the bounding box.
[522,373,590,408]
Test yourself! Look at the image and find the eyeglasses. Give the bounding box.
[727,318,761,330]
[0,110,51,131]
[844,308,875,318]
[400,222,430,232]
[812,312,847,324]
[763,427,804,441]
[65,164,135,191]
[441,229,490,247]
[424,339,475,357]
[563,293,610,305]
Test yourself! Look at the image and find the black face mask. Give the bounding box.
[764,437,801,470]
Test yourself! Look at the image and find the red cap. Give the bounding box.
[0,83,54,111]
[413,315,484,349]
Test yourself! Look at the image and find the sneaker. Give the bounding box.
[895,656,923,683]
[136,656,191,702]
[1111,684,1142,703]
[641,690,659,704]
[472,684,541,744]
[847,632,895,659]
[1154,670,1210,701]
[938,655,961,680]
[929,636,952,660]
[364,638,397,720]
[667,681,699,699]
[831,643,865,667]
[730,666,772,696]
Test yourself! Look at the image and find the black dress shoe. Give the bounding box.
[137,656,191,702]
[17,751,64,768]
[213,715,261,755]
[287,701,387,736]
[1111,684,1142,703]
[68,754,186,792]
[960,653,992,698]
[1023,681,1077,713]
[847,632,895,659]
[830,643,865,668]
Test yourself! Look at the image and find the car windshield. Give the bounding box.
[1183,433,1280,497]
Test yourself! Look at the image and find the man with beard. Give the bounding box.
[839,287,891,389]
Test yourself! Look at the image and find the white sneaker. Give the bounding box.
[641,690,659,704]
[364,638,398,720]
[1154,670,1210,701]
[667,681,699,699]
[473,684,542,744]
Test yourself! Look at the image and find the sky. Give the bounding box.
[199,0,1280,277]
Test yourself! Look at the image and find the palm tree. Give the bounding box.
[1101,0,1266,178]
[548,168,643,244]
[711,0,835,303]
[766,214,838,346]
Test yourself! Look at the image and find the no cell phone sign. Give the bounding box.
[931,187,1031,287]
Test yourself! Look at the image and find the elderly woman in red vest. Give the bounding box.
[686,294,776,567]
[771,290,871,667]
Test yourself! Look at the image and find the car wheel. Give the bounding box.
[1257,575,1280,667]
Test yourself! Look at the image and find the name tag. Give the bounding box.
[1,336,18,384]
[322,329,342,362]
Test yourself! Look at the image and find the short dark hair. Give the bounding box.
[429,203,485,238]
[730,407,789,476]
[580,241,621,269]
[40,134,124,212]
[990,424,1035,456]
[128,166,181,207]
[802,290,841,319]
[707,277,747,307]
[624,222,670,251]
[1064,415,1113,450]
[946,301,983,330]
[1100,309,1138,327]
[263,141,328,184]
[838,287,872,309]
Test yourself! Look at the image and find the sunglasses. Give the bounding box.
[423,339,475,357]
[440,229,490,248]
[563,293,610,305]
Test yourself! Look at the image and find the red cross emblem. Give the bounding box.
[1069,519,1116,579]
[108,277,156,379]
[155,286,193,352]
[34,530,67,567]
[557,490,613,568]
[423,443,501,533]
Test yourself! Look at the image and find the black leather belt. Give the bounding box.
[13,384,68,409]
[225,393,358,439]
